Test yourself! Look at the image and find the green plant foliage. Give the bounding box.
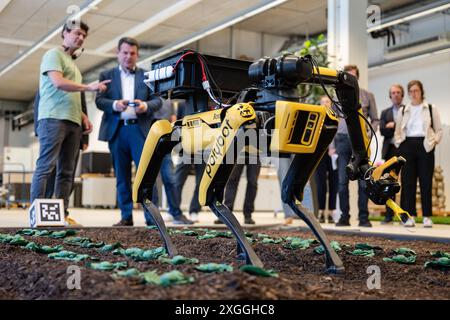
[158,255,199,265]
[383,255,416,265]
[48,250,92,262]
[355,243,383,251]
[86,261,128,271]
[393,248,416,256]
[349,249,375,257]
[314,241,342,254]
[25,242,63,254]
[195,263,234,273]
[293,34,332,105]
[283,238,317,250]
[240,265,278,278]
[424,257,450,270]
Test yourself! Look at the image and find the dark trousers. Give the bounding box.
[160,154,182,217]
[224,163,261,218]
[31,119,81,214]
[384,143,399,219]
[335,133,369,221]
[314,154,338,210]
[174,163,205,214]
[109,123,154,224]
[44,149,80,200]
[398,137,434,217]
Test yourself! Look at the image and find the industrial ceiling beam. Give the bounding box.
[0,0,103,79]
[94,0,203,53]
[137,0,289,68]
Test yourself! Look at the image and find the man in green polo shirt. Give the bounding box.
[30,20,111,226]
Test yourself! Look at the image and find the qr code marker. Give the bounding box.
[40,203,62,222]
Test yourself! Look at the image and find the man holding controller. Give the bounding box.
[96,37,163,226]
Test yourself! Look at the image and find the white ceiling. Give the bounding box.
[0,0,299,101]
[0,0,420,102]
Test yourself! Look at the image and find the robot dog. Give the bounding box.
[132,51,409,273]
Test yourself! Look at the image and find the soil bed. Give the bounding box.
[0,227,449,300]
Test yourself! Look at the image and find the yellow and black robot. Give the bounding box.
[133,51,409,274]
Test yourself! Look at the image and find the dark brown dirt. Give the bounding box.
[0,227,449,300]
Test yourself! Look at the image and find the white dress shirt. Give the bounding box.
[406,104,425,137]
[112,65,146,120]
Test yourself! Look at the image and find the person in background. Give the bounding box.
[379,84,404,224]
[277,156,315,225]
[215,158,261,225]
[394,80,443,228]
[34,91,90,201]
[314,95,338,224]
[335,64,379,228]
[30,20,106,226]
[95,37,162,227]
[153,99,194,225]
[172,101,205,223]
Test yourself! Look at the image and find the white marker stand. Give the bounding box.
[29,199,65,228]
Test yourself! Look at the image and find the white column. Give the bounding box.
[328,0,368,89]
[328,0,370,225]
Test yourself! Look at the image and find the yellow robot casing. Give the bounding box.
[314,67,338,78]
[132,120,173,203]
[181,109,223,155]
[357,107,371,158]
[270,100,337,154]
[199,103,256,206]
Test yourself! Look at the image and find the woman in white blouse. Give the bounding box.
[394,80,443,228]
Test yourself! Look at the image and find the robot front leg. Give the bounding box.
[133,120,180,257]
[209,196,263,267]
[199,103,264,267]
[282,154,344,274]
[142,198,177,256]
[287,200,344,274]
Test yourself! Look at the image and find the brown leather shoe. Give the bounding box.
[113,219,133,227]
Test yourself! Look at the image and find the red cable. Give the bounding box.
[173,51,194,70]
[197,58,207,82]
[173,51,207,82]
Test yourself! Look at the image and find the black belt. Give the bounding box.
[119,119,138,126]
[405,137,424,140]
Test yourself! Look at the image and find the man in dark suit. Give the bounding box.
[379,84,404,224]
[95,37,163,227]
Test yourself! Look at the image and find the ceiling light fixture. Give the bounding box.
[95,0,202,53]
[0,0,12,14]
[137,0,288,68]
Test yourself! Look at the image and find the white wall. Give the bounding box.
[7,125,35,148]
[369,50,450,124]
